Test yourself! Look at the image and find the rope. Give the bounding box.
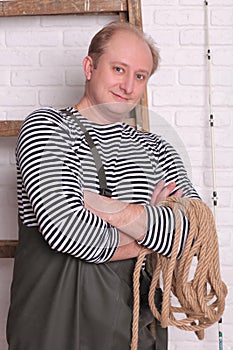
[131,197,227,349]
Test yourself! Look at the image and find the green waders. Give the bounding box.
[7,220,167,350]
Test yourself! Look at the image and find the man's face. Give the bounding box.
[83,30,153,122]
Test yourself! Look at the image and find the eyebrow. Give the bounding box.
[111,61,150,76]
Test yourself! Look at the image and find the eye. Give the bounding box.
[136,73,145,80]
[114,66,124,73]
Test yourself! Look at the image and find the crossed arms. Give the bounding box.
[84,180,183,261]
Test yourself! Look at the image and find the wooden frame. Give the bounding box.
[0,0,149,258]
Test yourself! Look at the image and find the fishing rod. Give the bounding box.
[204,1,223,350]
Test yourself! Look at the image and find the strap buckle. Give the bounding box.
[99,188,112,198]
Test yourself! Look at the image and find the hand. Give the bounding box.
[84,190,146,240]
[150,180,183,206]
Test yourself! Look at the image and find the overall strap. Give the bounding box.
[60,108,112,198]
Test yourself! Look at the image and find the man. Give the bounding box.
[7,21,200,349]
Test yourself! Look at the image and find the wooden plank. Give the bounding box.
[0,240,18,258]
[0,0,127,17]
[127,0,149,131]
[0,0,149,259]
[127,0,142,28]
[0,120,22,136]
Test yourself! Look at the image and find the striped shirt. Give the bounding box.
[16,106,200,263]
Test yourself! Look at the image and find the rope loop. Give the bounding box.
[132,197,227,349]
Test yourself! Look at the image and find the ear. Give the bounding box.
[83,56,94,81]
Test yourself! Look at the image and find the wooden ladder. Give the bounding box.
[0,0,149,258]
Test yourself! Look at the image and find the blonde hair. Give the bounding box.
[88,21,160,75]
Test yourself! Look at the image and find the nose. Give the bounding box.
[119,72,134,95]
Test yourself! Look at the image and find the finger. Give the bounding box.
[173,189,183,198]
[150,180,165,205]
[156,181,177,203]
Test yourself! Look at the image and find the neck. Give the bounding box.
[74,96,133,125]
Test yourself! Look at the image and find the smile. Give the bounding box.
[111,92,129,101]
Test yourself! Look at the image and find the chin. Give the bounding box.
[100,102,136,120]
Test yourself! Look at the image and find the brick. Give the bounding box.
[223,304,233,325]
[0,88,36,107]
[0,139,16,165]
[148,29,179,46]
[175,111,208,127]
[154,9,204,26]
[65,68,86,86]
[0,49,39,66]
[179,0,204,5]
[212,89,233,107]
[40,49,86,67]
[170,323,218,343]
[11,69,63,87]
[63,29,99,47]
[179,68,206,85]
[6,109,34,121]
[152,87,205,106]
[0,111,6,120]
[214,127,233,149]
[176,128,205,147]
[0,188,17,208]
[141,7,155,26]
[149,68,176,86]
[212,49,233,66]
[167,342,175,350]
[149,110,174,128]
[0,206,18,239]
[143,0,175,4]
[215,149,233,168]
[97,16,118,25]
[188,166,205,187]
[207,0,233,5]
[212,69,233,86]
[218,191,232,208]
[206,110,232,127]
[0,31,5,48]
[7,188,17,207]
[174,341,218,350]
[220,247,233,266]
[225,284,233,305]
[221,267,233,287]
[6,30,61,47]
[217,227,232,247]
[209,29,233,45]
[0,165,16,186]
[41,15,98,27]
[211,10,233,26]
[204,170,233,187]
[159,48,206,66]
[39,86,84,107]
[185,150,207,167]
[216,112,232,127]
[0,16,40,28]
[0,70,10,86]
[180,29,205,45]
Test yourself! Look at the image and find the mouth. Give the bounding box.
[111,92,129,102]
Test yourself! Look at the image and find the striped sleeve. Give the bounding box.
[138,134,199,258]
[16,109,118,263]
[138,205,190,258]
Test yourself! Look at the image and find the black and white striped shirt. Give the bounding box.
[16,107,200,263]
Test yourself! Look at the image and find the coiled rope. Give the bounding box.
[131,197,227,349]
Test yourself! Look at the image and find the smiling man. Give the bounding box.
[76,25,154,122]
[7,21,200,350]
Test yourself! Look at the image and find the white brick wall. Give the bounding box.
[0,2,232,349]
[142,2,233,349]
